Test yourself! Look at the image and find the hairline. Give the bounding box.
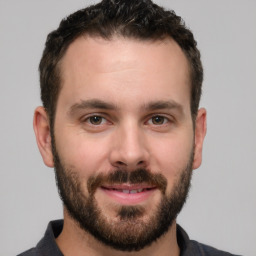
[50,33,195,131]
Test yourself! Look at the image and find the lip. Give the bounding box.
[99,184,157,205]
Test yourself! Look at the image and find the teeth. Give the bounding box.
[108,188,147,193]
[120,189,144,194]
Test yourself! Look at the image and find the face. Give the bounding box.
[34,36,206,251]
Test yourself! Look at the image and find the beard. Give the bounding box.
[52,141,194,252]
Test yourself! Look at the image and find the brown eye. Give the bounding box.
[88,116,105,125]
[151,116,167,125]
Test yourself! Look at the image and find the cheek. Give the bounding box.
[149,132,194,185]
[54,129,111,178]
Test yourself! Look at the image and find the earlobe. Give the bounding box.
[193,108,207,170]
[33,106,54,167]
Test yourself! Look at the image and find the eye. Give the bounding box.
[148,115,168,125]
[87,115,107,125]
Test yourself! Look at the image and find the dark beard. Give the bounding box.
[52,142,193,251]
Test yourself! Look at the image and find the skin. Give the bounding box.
[34,36,207,256]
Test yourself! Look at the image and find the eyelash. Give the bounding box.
[147,115,170,125]
[83,115,108,126]
[82,114,171,127]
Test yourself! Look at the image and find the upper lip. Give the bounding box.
[101,184,156,190]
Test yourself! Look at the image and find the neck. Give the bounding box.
[56,209,180,256]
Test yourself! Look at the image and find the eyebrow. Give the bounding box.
[68,99,183,115]
[68,99,117,115]
[142,100,183,112]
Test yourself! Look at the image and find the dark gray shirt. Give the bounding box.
[18,220,240,256]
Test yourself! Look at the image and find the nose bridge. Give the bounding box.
[110,119,149,169]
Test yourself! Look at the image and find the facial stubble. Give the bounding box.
[52,139,194,251]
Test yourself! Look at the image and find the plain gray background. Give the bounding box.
[0,1,255,255]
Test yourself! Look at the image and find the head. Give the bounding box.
[34,0,206,252]
[39,0,203,131]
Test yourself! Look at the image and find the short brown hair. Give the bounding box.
[39,0,203,127]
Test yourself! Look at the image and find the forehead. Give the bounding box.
[58,36,191,112]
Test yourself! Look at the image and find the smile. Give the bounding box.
[103,187,153,194]
[100,184,157,205]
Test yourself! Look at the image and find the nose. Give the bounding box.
[109,123,150,170]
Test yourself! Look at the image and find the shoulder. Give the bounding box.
[17,220,64,256]
[17,248,36,256]
[189,240,242,256]
[177,225,242,256]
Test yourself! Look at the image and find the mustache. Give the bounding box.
[87,168,167,195]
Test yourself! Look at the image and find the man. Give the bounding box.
[19,0,240,255]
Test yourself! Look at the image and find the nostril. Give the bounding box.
[116,161,126,166]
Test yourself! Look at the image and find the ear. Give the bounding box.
[193,108,207,170]
[33,106,54,167]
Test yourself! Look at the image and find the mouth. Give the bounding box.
[100,184,157,205]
